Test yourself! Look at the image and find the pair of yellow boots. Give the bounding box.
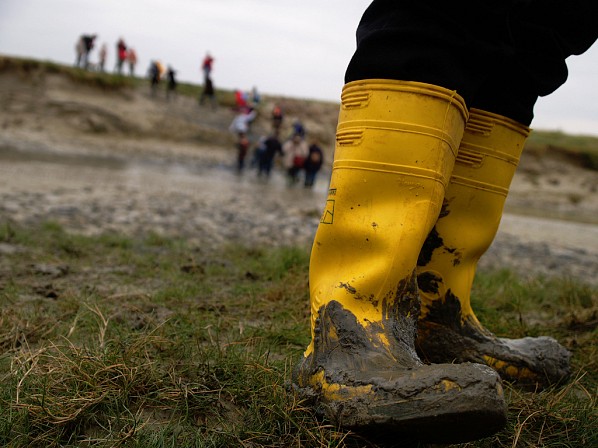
[293,80,571,444]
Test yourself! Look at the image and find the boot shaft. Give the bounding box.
[308,80,467,355]
[415,111,570,389]
[418,109,530,318]
[452,108,531,195]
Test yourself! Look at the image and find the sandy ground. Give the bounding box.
[1,66,597,284]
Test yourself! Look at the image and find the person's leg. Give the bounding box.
[345,1,514,104]
[294,79,510,444]
[415,0,597,389]
[294,0,597,439]
[237,152,245,171]
[303,170,313,187]
[294,2,525,442]
[413,69,564,388]
[83,51,90,70]
[415,109,572,388]
[475,0,598,124]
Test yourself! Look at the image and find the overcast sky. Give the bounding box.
[1,0,597,136]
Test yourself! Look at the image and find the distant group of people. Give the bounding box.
[75,34,137,76]
[230,105,324,188]
[197,53,325,189]
[74,42,213,105]
[135,50,210,102]
[74,33,184,100]
[74,40,323,187]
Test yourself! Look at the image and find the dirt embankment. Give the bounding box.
[0,57,340,154]
[0,57,597,284]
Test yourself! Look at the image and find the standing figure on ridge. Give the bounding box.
[202,52,214,82]
[115,38,127,75]
[127,48,137,77]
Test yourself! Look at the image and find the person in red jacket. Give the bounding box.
[115,38,127,75]
[201,52,214,82]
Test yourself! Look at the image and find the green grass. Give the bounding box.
[526,131,598,170]
[0,221,596,447]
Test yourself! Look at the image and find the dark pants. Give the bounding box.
[287,166,302,184]
[345,0,598,125]
[258,157,274,177]
[304,169,320,187]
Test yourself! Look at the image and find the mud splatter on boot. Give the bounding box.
[417,274,571,389]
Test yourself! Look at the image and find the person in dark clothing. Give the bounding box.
[81,34,96,70]
[166,66,177,100]
[293,1,598,444]
[148,61,160,97]
[303,141,324,188]
[199,76,217,109]
[257,133,283,178]
[291,119,305,139]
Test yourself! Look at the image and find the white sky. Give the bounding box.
[1,0,597,136]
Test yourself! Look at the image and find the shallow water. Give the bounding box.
[0,145,330,201]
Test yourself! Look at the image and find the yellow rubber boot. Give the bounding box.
[416,109,571,389]
[293,81,507,444]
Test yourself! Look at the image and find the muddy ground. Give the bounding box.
[1,62,597,284]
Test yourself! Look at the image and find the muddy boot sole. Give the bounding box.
[417,317,571,390]
[308,362,506,444]
[294,301,507,444]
